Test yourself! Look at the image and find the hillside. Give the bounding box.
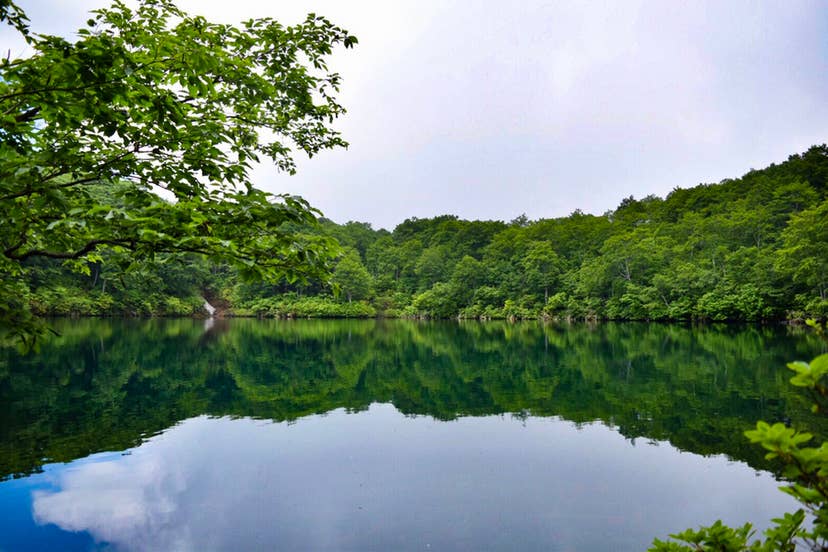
[21,145,828,322]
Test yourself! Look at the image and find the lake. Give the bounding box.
[1,318,825,551]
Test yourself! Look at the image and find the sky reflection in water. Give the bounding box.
[1,319,821,551]
[20,405,795,552]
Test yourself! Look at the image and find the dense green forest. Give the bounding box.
[20,145,828,322]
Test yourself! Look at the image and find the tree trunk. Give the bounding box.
[622,259,632,281]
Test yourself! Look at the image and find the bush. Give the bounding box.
[161,296,204,316]
[696,284,771,321]
[240,295,375,318]
[412,282,460,318]
[543,292,570,316]
[502,299,533,320]
[804,297,828,319]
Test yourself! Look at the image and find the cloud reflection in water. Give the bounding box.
[31,406,796,551]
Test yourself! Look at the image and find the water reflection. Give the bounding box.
[27,409,797,552]
[1,319,824,481]
[0,319,825,550]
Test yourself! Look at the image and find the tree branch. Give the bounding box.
[7,239,131,261]
[14,106,40,122]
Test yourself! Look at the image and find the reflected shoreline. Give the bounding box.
[1,318,825,481]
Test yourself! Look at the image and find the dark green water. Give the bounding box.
[1,319,825,551]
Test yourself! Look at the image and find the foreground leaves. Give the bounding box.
[0,0,356,344]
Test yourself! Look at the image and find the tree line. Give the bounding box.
[19,145,828,322]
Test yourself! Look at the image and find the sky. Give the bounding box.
[3,0,827,230]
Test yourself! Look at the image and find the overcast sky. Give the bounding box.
[4,1,827,230]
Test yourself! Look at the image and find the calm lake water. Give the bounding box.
[1,319,826,551]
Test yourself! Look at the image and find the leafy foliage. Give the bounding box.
[0,0,356,344]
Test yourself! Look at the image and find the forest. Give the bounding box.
[19,144,828,323]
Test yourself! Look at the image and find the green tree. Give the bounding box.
[332,248,372,303]
[0,0,356,345]
[777,200,828,304]
[414,245,452,292]
[449,255,486,306]
[520,241,561,303]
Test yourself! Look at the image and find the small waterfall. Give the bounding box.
[203,298,216,318]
